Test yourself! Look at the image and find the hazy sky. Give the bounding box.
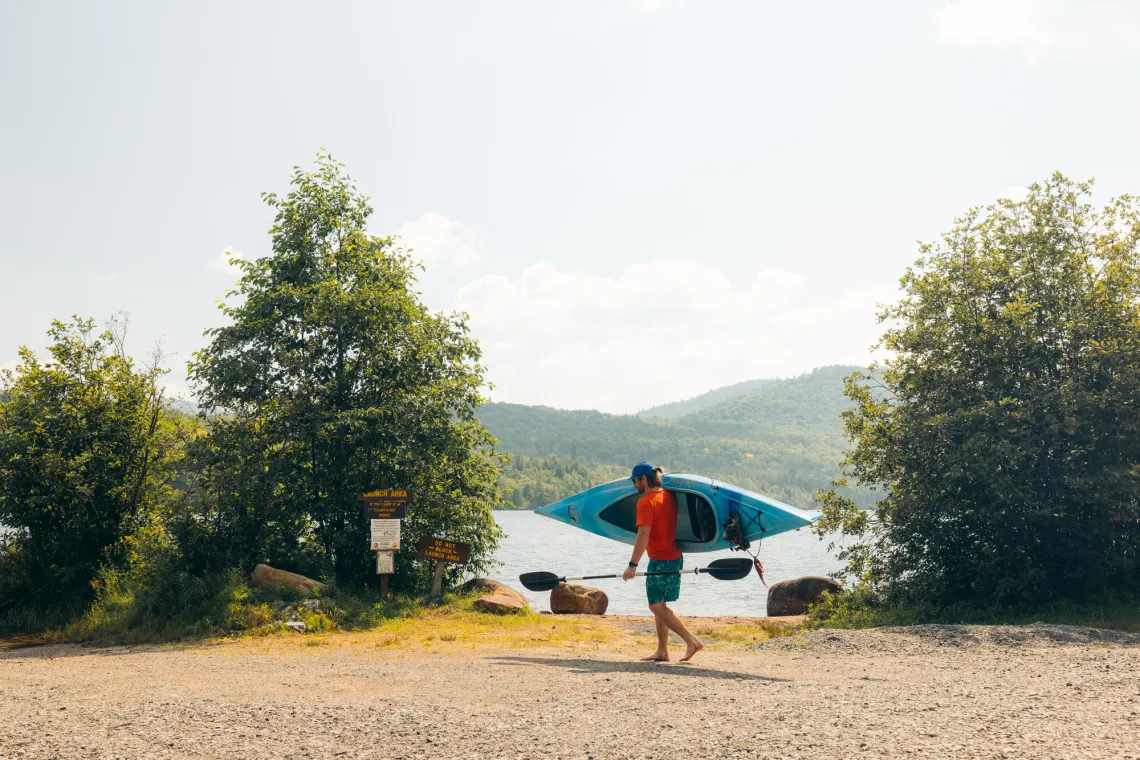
[3,1,1140,413]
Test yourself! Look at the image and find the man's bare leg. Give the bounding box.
[649,602,704,662]
[640,609,671,661]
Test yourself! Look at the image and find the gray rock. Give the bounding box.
[550,583,608,615]
[284,621,306,633]
[250,564,325,595]
[459,578,528,606]
[303,599,321,611]
[472,594,528,615]
[766,575,842,616]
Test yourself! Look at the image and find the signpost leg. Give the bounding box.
[376,550,394,599]
[431,559,446,597]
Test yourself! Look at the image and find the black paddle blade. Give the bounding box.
[519,571,564,592]
[701,558,755,581]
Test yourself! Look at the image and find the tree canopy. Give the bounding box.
[818,174,1140,609]
[185,153,503,589]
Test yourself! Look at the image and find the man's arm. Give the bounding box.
[622,526,652,580]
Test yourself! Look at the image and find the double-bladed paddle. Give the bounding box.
[519,557,754,593]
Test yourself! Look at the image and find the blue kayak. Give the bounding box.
[534,473,819,553]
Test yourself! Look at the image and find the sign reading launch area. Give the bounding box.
[358,489,411,520]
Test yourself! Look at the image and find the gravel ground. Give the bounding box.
[2,623,1138,760]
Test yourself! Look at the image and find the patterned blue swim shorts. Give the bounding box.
[646,557,683,605]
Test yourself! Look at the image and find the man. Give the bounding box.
[622,461,704,662]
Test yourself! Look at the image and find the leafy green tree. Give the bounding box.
[817,174,1140,609]
[186,153,503,589]
[0,317,187,620]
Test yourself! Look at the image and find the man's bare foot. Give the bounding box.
[640,651,670,662]
[679,640,704,662]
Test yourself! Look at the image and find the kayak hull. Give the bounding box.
[533,473,819,553]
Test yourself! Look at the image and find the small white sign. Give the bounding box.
[376,550,395,574]
[370,518,401,551]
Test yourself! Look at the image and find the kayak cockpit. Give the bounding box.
[597,489,718,543]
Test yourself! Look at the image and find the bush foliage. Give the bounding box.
[0,317,193,626]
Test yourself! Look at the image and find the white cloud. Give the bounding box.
[936,0,1140,62]
[630,0,684,12]
[213,248,246,274]
[397,213,480,268]
[452,260,891,413]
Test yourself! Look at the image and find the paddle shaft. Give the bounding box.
[564,568,705,582]
[518,558,754,592]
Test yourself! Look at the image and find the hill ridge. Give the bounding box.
[480,364,875,511]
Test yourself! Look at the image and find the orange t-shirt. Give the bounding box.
[635,489,682,561]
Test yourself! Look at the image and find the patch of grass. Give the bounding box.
[357,606,614,651]
[40,567,625,652]
[689,619,803,646]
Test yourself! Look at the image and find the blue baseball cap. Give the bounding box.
[630,461,655,480]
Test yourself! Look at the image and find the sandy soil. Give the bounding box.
[2,620,1138,760]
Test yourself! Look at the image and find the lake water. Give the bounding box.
[489,510,845,616]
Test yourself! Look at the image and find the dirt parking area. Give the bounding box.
[2,621,1138,759]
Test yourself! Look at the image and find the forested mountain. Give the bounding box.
[637,377,774,420]
[682,365,857,440]
[481,365,875,511]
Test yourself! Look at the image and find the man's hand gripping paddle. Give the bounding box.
[519,557,754,593]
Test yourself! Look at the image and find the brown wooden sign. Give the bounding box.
[358,489,411,520]
[416,536,471,565]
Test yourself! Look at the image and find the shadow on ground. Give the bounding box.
[491,655,790,681]
[0,639,225,661]
[0,635,48,652]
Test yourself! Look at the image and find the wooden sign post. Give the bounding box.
[359,487,412,599]
[416,536,471,597]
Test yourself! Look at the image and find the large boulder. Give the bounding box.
[460,578,528,606]
[250,564,325,595]
[550,582,609,615]
[473,594,529,615]
[766,575,842,616]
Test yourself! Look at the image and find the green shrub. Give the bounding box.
[807,587,918,629]
[0,317,195,625]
